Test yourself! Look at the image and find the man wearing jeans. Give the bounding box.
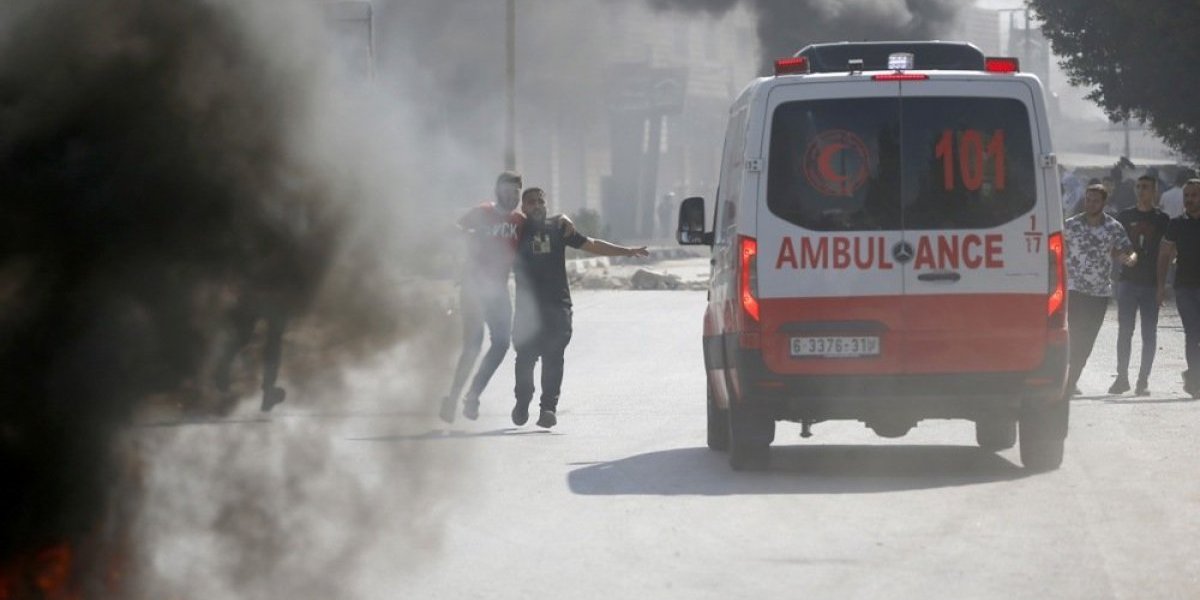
[440,172,525,423]
[1111,175,1171,395]
[1157,179,1200,398]
[1064,184,1135,396]
[510,188,647,428]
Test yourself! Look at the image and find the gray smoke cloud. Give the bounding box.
[0,0,465,596]
[647,0,970,73]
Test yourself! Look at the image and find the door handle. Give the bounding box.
[917,272,961,282]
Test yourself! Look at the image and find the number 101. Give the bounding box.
[934,129,1007,192]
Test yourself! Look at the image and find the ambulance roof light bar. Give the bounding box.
[872,52,928,81]
[887,52,914,70]
[985,56,1020,73]
[774,56,809,76]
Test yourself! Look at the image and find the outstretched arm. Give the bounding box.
[581,238,649,258]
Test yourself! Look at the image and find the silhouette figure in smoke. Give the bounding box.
[213,227,303,413]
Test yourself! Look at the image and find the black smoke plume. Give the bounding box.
[647,0,969,73]
[0,0,417,571]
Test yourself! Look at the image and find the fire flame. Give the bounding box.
[0,543,80,600]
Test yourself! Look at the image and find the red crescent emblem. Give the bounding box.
[802,130,871,197]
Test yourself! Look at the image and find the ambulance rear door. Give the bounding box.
[896,78,1049,374]
[756,79,907,377]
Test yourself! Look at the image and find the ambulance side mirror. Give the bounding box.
[677,196,712,246]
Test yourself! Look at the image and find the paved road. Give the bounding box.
[131,288,1200,599]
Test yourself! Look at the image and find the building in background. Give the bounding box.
[512,4,758,239]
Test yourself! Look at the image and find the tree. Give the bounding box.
[1029,0,1200,164]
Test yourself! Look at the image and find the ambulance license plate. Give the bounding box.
[791,336,880,358]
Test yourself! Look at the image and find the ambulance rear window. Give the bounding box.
[767,96,1036,232]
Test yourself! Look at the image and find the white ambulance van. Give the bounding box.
[678,42,1068,471]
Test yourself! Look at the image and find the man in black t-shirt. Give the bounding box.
[1110,175,1171,395]
[510,188,648,428]
[1158,179,1200,398]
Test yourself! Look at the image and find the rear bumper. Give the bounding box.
[719,334,1067,422]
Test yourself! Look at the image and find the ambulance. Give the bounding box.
[678,42,1068,471]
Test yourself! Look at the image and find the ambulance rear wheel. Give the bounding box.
[1019,400,1068,471]
[975,418,1016,452]
[706,388,729,452]
[727,403,774,471]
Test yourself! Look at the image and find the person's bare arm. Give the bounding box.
[580,238,648,258]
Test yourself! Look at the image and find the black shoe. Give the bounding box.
[511,400,530,426]
[1071,386,1082,397]
[439,396,456,423]
[1107,377,1131,395]
[462,397,480,421]
[536,410,557,428]
[261,387,286,412]
[1135,381,1150,396]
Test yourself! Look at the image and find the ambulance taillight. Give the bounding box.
[738,235,761,349]
[1047,232,1065,326]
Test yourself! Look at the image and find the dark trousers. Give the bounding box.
[1067,291,1110,392]
[214,299,288,392]
[449,284,511,403]
[513,306,573,412]
[1175,286,1200,387]
[1115,282,1160,384]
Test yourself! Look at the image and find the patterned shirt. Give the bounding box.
[458,203,525,290]
[1064,212,1132,297]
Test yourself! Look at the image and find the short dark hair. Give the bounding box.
[496,171,522,187]
[521,187,545,201]
[1137,174,1157,186]
[1086,183,1109,201]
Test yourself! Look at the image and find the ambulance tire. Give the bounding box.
[706,388,729,452]
[727,403,774,471]
[975,418,1017,452]
[1019,400,1068,471]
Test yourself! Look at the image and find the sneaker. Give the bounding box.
[1135,381,1150,396]
[1107,377,1131,395]
[438,396,456,424]
[462,397,480,421]
[536,410,557,429]
[511,400,531,426]
[260,387,286,413]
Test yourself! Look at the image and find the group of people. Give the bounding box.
[1063,167,1195,219]
[439,171,648,428]
[1064,174,1200,399]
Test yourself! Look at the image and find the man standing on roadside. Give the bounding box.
[1064,184,1136,396]
[1157,179,1200,398]
[1110,175,1170,396]
[510,187,648,428]
[440,171,525,423]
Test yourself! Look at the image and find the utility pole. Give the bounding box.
[505,0,516,171]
